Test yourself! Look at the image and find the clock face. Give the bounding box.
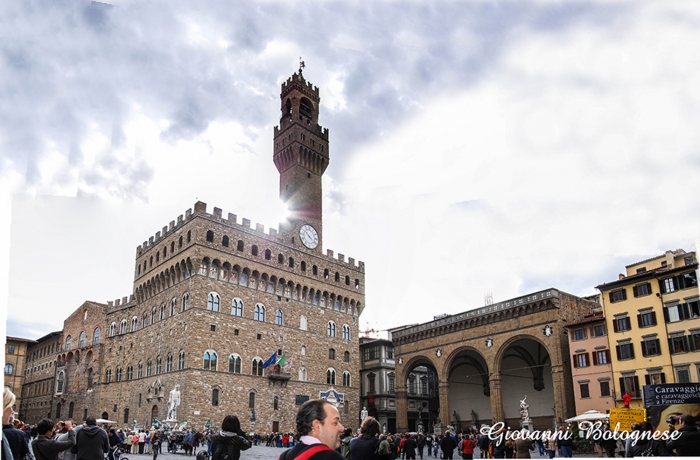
[299,224,319,249]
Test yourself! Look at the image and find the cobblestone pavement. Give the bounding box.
[124,445,599,460]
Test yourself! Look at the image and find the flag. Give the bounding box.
[283,358,293,372]
[262,351,278,369]
[277,354,287,367]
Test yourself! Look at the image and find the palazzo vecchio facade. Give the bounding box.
[20,70,365,432]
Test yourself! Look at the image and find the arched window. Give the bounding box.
[131,317,138,332]
[187,230,191,243]
[408,374,416,395]
[55,403,62,419]
[344,351,350,363]
[265,249,271,260]
[288,257,294,268]
[151,307,156,324]
[329,348,336,360]
[342,325,351,340]
[335,272,340,282]
[206,230,214,242]
[299,367,307,381]
[171,298,177,316]
[275,310,283,325]
[160,304,166,320]
[204,351,217,371]
[137,362,143,378]
[327,321,336,337]
[324,269,329,279]
[278,254,284,264]
[228,354,241,373]
[142,313,148,328]
[326,368,336,385]
[182,293,189,311]
[78,331,86,348]
[56,371,65,392]
[127,366,133,380]
[252,245,258,256]
[254,304,265,322]
[300,315,308,331]
[274,396,279,410]
[212,388,219,406]
[4,364,14,376]
[116,368,123,382]
[252,358,263,376]
[345,275,350,286]
[222,236,229,247]
[207,293,220,312]
[343,371,351,387]
[249,392,255,408]
[93,327,101,345]
[166,355,173,372]
[313,265,318,276]
[237,240,244,251]
[301,261,306,271]
[65,335,72,351]
[231,298,243,317]
[301,345,306,356]
[120,319,127,334]
[179,236,183,248]
[105,368,112,383]
[178,352,185,370]
[146,360,153,376]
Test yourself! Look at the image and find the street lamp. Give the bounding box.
[250,409,256,434]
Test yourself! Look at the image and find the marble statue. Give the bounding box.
[519,396,530,421]
[167,385,181,421]
[360,406,368,422]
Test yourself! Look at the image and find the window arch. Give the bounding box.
[288,257,294,268]
[335,272,340,282]
[207,293,220,312]
[119,319,127,334]
[327,368,336,385]
[228,354,241,373]
[182,293,189,311]
[278,254,284,264]
[222,235,229,247]
[344,351,350,362]
[300,315,308,331]
[170,298,177,316]
[178,351,185,370]
[301,345,306,356]
[274,396,279,410]
[156,357,162,374]
[265,249,271,260]
[275,309,283,325]
[146,360,152,376]
[203,351,217,371]
[252,358,263,376]
[231,298,243,317]
[329,348,336,360]
[92,327,101,345]
[56,370,65,392]
[343,371,351,387]
[166,355,173,372]
[327,321,336,337]
[254,303,265,322]
[105,369,112,383]
[342,325,351,340]
[301,261,307,271]
[237,240,244,251]
[116,367,123,382]
[78,331,86,348]
[160,304,166,320]
[212,388,219,406]
[206,230,214,242]
[131,317,138,332]
[65,335,72,351]
[299,367,307,381]
[151,307,156,324]
[137,362,143,378]
[142,313,148,328]
[345,275,350,286]
[4,364,14,376]
[252,245,258,256]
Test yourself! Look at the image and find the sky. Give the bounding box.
[2,0,700,341]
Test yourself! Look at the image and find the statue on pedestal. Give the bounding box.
[167,385,181,421]
[519,396,530,421]
[360,407,368,422]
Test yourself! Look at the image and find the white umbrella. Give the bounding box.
[96,418,117,424]
[565,410,609,423]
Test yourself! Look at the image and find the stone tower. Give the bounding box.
[273,67,329,253]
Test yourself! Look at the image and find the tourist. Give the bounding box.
[439,431,457,460]
[31,419,76,460]
[278,399,345,460]
[210,416,250,460]
[71,416,109,460]
[666,414,700,456]
[3,390,30,460]
[349,416,381,460]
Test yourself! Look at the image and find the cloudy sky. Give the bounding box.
[2,0,699,341]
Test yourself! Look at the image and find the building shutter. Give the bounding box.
[619,377,626,395]
[677,274,685,290]
[681,303,691,320]
[616,345,621,360]
[585,353,590,366]
[641,341,648,357]
[663,307,670,323]
[633,285,639,297]
[650,311,657,326]
[613,320,619,333]
[605,349,611,363]
[629,343,635,359]
[668,338,675,354]
[637,314,643,328]
[682,335,690,352]
[573,354,578,368]
[592,352,598,365]
[659,280,666,294]
[660,372,666,383]
[609,291,615,303]
[633,376,640,397]
[626,317,632,330]
[645,374,650,385]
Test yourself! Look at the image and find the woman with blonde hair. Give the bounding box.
[3,388,30,460]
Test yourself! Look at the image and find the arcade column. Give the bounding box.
[439,381,450,429]
[396,389,408,433]
[550,363,572,425]
[489,375,504,423]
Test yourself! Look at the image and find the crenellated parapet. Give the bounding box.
[136,207,194,255]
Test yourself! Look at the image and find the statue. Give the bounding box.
[471,410,478,427]
[167,385,181,421]
[519,396,530,421]
[360,407,368,422]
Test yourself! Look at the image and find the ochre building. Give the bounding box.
[392,289,597,432]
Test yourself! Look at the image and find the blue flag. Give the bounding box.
[262,351,278,369]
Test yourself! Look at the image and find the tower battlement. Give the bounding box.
[281,72,319,96]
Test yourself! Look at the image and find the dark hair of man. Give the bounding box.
[679,414,695,426]
[360,416,380,439]
[86,416,97,426]
[37,419,54,435]
[296,399,330,438]
[221,415,243,435]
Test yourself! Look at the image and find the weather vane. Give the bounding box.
[299,57,305,74]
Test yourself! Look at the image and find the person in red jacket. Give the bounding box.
[458,435,476,460]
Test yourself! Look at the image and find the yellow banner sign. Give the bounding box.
[609,408,647,432]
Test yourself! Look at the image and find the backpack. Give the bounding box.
[211,438,239,460]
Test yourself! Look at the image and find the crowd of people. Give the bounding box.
[5,387,700,460]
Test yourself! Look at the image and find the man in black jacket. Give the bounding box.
[439,432,457,460]
[666,414,700,457]
[30,419,76,460]
[71,417,109,460]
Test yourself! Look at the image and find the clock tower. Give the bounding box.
[273,65,329,252]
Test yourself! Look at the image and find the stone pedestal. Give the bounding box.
[521,419,534,432]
